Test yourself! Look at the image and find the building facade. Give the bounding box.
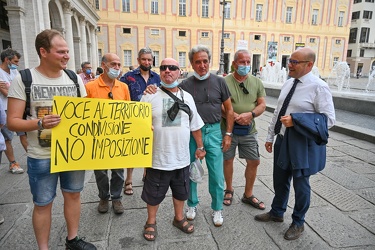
[1,0,100,71]
[95,0,352,78]
[346,0,375,77]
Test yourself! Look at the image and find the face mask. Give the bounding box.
[8,64,18,70]
[160,80,179,89]
[237,65,251,76]
[106,67,120,79]
[193,71,210,81]
[140,65,152,71]
[85,69,91,75]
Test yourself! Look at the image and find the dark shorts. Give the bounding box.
[141,166,190,206]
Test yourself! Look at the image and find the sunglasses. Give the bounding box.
[160,65,180,71]
[287,59,310,66]
[108,92,113,99]
[239,82,249,94]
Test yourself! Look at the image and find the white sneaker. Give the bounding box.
[212,210,223,227]
[186,206,197,221]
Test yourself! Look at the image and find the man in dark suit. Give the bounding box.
[254,47,335,240]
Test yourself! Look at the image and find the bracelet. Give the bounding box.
[197,147,205,151]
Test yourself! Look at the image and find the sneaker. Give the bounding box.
[97,199,109,213]
[0,214,4,225]
[186,206,197,221]
[112,200,124,214]
[212,210,223,227]
[9,162,24,174]
[65,236,96,250]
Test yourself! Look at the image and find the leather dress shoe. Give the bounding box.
[284,223,304,240]
[254,212,284,222]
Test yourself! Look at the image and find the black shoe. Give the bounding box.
[254,212,284,222]
[284,223,304,240]
[65,236,97,250]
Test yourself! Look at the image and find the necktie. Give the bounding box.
[274,78,300,134]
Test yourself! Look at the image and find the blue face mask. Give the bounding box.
[237,65,251,76]
[160,80,179,89]
[8,64,18,70]
[106,67,120,79]
[193,71,210,81]
[85,69,92,75]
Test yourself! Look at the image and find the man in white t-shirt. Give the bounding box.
[0,48,26,174]
[140,58,205,241]
[7,29,96,250]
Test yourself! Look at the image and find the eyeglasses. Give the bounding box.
[108,92,113,99]
[287,59,310,66]
[160,65,180,71]
[239,82,249,94]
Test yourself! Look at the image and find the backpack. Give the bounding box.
[19,68,81,118]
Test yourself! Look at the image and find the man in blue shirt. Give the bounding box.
[119,47,161,195]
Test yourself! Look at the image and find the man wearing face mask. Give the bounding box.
[0,48,25,174]
[78,61,94,84]
[222,50,266,209]
[85,53,131,214]
[120,47,161,195]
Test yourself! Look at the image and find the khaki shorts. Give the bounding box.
[223,132,259,160]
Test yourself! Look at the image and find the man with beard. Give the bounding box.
[120,47,161,196]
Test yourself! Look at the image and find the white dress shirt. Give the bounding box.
[266,71,336,142]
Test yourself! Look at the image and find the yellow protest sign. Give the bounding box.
[50,96,153,173]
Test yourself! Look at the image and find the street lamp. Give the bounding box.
[218,0,229,75]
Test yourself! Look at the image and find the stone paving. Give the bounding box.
[0,108,374,249]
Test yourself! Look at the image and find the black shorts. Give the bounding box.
[141,166,190,206]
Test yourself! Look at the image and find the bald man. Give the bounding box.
[140,58,205,241]
[85,53,131,215]
[255,48,335,240]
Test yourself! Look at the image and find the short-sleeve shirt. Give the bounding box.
[180,74,231,124]
[140,88,204,171]
[85,75,130,101]
[8,68,87,159]
[222,74,266,133]
[120,68,161,101]
[0,68,18,110]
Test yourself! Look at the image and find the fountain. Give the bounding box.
[260,62,287,85]
[366,66,375,92]
[326,62,351,92]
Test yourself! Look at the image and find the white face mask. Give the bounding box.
[193,71,210,81]
[106,65,120,79]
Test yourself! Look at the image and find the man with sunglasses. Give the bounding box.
[120,47,161,195]
[255,47,335,240]
[140,58,205,241]
[222,50,266,209]
[85,53,131,215]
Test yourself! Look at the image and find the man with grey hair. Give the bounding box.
[182,45,234,227]
[0,48,25,174]
[120,47,161,195]
[222,50,266,209]
[78,61,94,84]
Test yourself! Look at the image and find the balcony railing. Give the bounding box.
[360,43,375,49]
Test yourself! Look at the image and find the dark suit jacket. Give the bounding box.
[277,113,329,177]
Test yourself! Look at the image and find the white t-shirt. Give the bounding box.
[8,68,86,159]
[0,68,18,110]
[141,88,204,171]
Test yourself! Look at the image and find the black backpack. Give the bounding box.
[19,68,81,118]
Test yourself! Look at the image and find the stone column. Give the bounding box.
[62,2,75,70]
[42,0,51,29]
[79,17,88,62]
[90,26,98,69]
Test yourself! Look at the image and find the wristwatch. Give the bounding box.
[37,119,44,130]
[225,132,233,137]
[251,111,256,118]
[197,147,205,151]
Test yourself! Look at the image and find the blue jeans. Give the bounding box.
[187,123,224,211]
[94,169,124,201]
[27,157,85,206]
[270,135,311,226]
